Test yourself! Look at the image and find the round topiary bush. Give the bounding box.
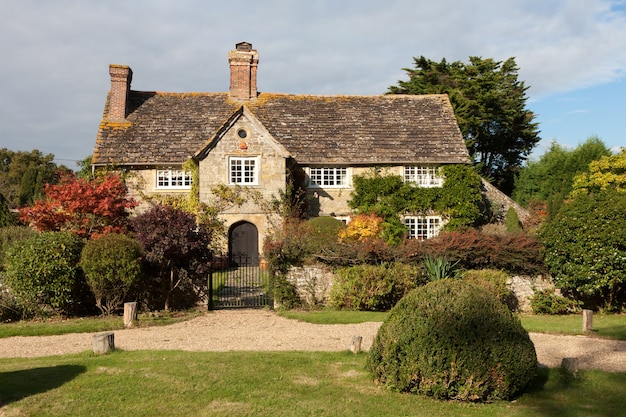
[367,279,537,401]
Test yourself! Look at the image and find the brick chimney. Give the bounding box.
[108,64,133,121]
[228,42,259,101]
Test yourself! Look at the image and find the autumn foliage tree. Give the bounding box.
[19,173,137,239]
[338,213,384,242]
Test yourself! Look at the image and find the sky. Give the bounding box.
[1,0,625,169]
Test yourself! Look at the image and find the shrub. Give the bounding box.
[505,207,522,232]
[3,231,89,316]
[539,189,626,310]
[338,213,383,242]
[80,233,143,316]
[272,274,301,310]
[329,262,423,311]
[0,288,31,322]
[530,289,582,315]
[264,219,314,275]
[303,216,345,253]
[461,269,515,309]
[367,279,537,401]
[401,228,546,275]
[131,204,211,311]
[0,226,37,270]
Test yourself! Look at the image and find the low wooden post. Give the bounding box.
[582,309,593,333]
[351,335,362,354]
[124,302,138,328]
[92,332,115,354]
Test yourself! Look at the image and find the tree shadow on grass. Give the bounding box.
[0,365,86,407]
[519,367,626,417]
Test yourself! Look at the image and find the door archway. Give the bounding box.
[228,221,259,266]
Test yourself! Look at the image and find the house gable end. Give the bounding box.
[194,106,245,161]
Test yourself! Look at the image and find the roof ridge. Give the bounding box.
[256,92,448,99]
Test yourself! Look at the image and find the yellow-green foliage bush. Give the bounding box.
[329,262,423,311]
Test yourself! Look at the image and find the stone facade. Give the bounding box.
[93,42,472,259]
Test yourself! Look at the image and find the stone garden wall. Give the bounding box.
[287,263,555,312]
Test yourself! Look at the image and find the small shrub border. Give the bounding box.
[530,289,582,315]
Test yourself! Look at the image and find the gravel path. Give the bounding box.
[1,310,625,372]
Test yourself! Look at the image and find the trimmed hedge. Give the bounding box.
[367,279,537,401]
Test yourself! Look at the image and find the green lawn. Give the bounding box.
[0,350,624,417]
[519,313,626,340]
[0,309,203,339]
[279,310,626,340]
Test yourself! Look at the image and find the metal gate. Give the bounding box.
[208,254,273,309]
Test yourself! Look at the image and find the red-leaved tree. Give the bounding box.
[131,204,211,311]
[19,173,137,239]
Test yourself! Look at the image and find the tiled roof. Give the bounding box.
[93,91,470,166]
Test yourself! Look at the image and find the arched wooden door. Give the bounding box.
[228,221,259,266]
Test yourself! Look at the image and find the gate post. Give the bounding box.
[208,268,214,311]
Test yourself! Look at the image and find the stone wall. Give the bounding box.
[286,264,335,307]
[507,275,555,312]
[286,263,553,312]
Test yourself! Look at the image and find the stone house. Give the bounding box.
[92,42,471,261]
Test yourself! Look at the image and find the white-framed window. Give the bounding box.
[404,165,443,187]
[229,156,259,185]
[308,167,348,188]
[404,216,442,240]
[156,168,192,189]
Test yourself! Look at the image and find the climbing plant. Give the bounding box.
[349,164,483,243]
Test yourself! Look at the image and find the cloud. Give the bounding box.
[1,0,625,162]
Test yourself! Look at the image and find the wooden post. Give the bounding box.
[582,309,593,333]
[92,332,115,354]
[124,302,138,328]
[351,335,362,354]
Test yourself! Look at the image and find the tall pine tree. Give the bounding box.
[389,56,540,194]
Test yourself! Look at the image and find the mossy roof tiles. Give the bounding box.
[93,91,470,166]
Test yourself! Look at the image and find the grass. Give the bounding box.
[519,313,626,340]
[0,350,624,416]
[0,309,203,339]
[281,310,626,340]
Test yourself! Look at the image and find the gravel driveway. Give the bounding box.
[1,310,625,372]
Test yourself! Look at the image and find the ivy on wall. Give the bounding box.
[348,164,483,243]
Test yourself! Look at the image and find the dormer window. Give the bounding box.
[156,168,192,189]
[404,165,443,187]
